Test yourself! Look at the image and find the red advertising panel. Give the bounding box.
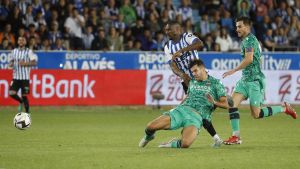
[0,70,146,105]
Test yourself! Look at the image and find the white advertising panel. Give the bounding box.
[146,70,300,105]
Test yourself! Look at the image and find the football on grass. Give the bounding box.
[13,112,31,130]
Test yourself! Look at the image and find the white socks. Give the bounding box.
[233,131,240,137]
[213,134,222,141]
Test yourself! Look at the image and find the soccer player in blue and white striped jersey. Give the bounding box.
[163,21,223,147]
[164,21,202,92]
[8,37,37,113]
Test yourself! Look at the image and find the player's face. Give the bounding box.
[191,65,206,81]
[236,21,249,38]
[18,37,27,48]
[165,24,180,40]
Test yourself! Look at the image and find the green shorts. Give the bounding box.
[234,78,265,107]
[163,106,203,130]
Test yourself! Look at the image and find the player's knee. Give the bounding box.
[251,110,261,119]
[146,122,157,131]
[251,114,260,119]
[181,140,191,148]
[227,95,234,108]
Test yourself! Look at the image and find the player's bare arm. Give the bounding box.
[19,51,38,67]
[172,39,203,59]
[19,60,37,67]
[222,49,254,78]
[207,94,229,109]
[170,61,191,85]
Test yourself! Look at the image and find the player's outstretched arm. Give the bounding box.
[173,39,203,59]
[19,60,37,67]
[207,94,229,109]
[223,50,253,78]
[19,51,38,67]
[169,61,191,85]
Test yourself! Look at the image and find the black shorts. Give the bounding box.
[9,79,30,95]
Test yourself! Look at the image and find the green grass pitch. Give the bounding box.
[0,106,299,169]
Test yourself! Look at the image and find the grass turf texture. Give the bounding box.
[0,106,299,169]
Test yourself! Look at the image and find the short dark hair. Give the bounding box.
[166,21,180,27]
[236,16,252,26]
[189,59,205,69]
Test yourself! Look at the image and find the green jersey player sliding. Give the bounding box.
[139,59,229,148]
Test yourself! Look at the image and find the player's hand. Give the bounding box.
[206,93,216,105]
[181,73,191,86]
[19,60,27,66]
[222,69,236,78]
[8,62,13,69]
[172,51,182,60]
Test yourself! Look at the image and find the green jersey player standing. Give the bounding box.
[139,59,229,148]
[222,16,297,145]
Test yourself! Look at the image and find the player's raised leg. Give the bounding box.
[248,80,297,119]
[250,103,297,119]
[139,115,171,147]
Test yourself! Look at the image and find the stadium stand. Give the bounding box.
[0,0,299,51]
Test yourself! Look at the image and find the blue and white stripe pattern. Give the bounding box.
[10,48,36,80]
[164,32,200,78]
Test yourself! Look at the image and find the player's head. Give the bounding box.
[164,21,182,40]
[189,59,207,81]
[17,36,27,48]
[235,16,252,38]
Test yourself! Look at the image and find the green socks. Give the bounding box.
[259,106,284,118]
[229,108,240,133]
[171,139,182,148]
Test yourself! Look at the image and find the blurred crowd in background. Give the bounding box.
[0,0,299,52]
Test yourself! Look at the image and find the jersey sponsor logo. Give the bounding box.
[179,52,191,61]
[190,84,211,92]
[205,81,211,86]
